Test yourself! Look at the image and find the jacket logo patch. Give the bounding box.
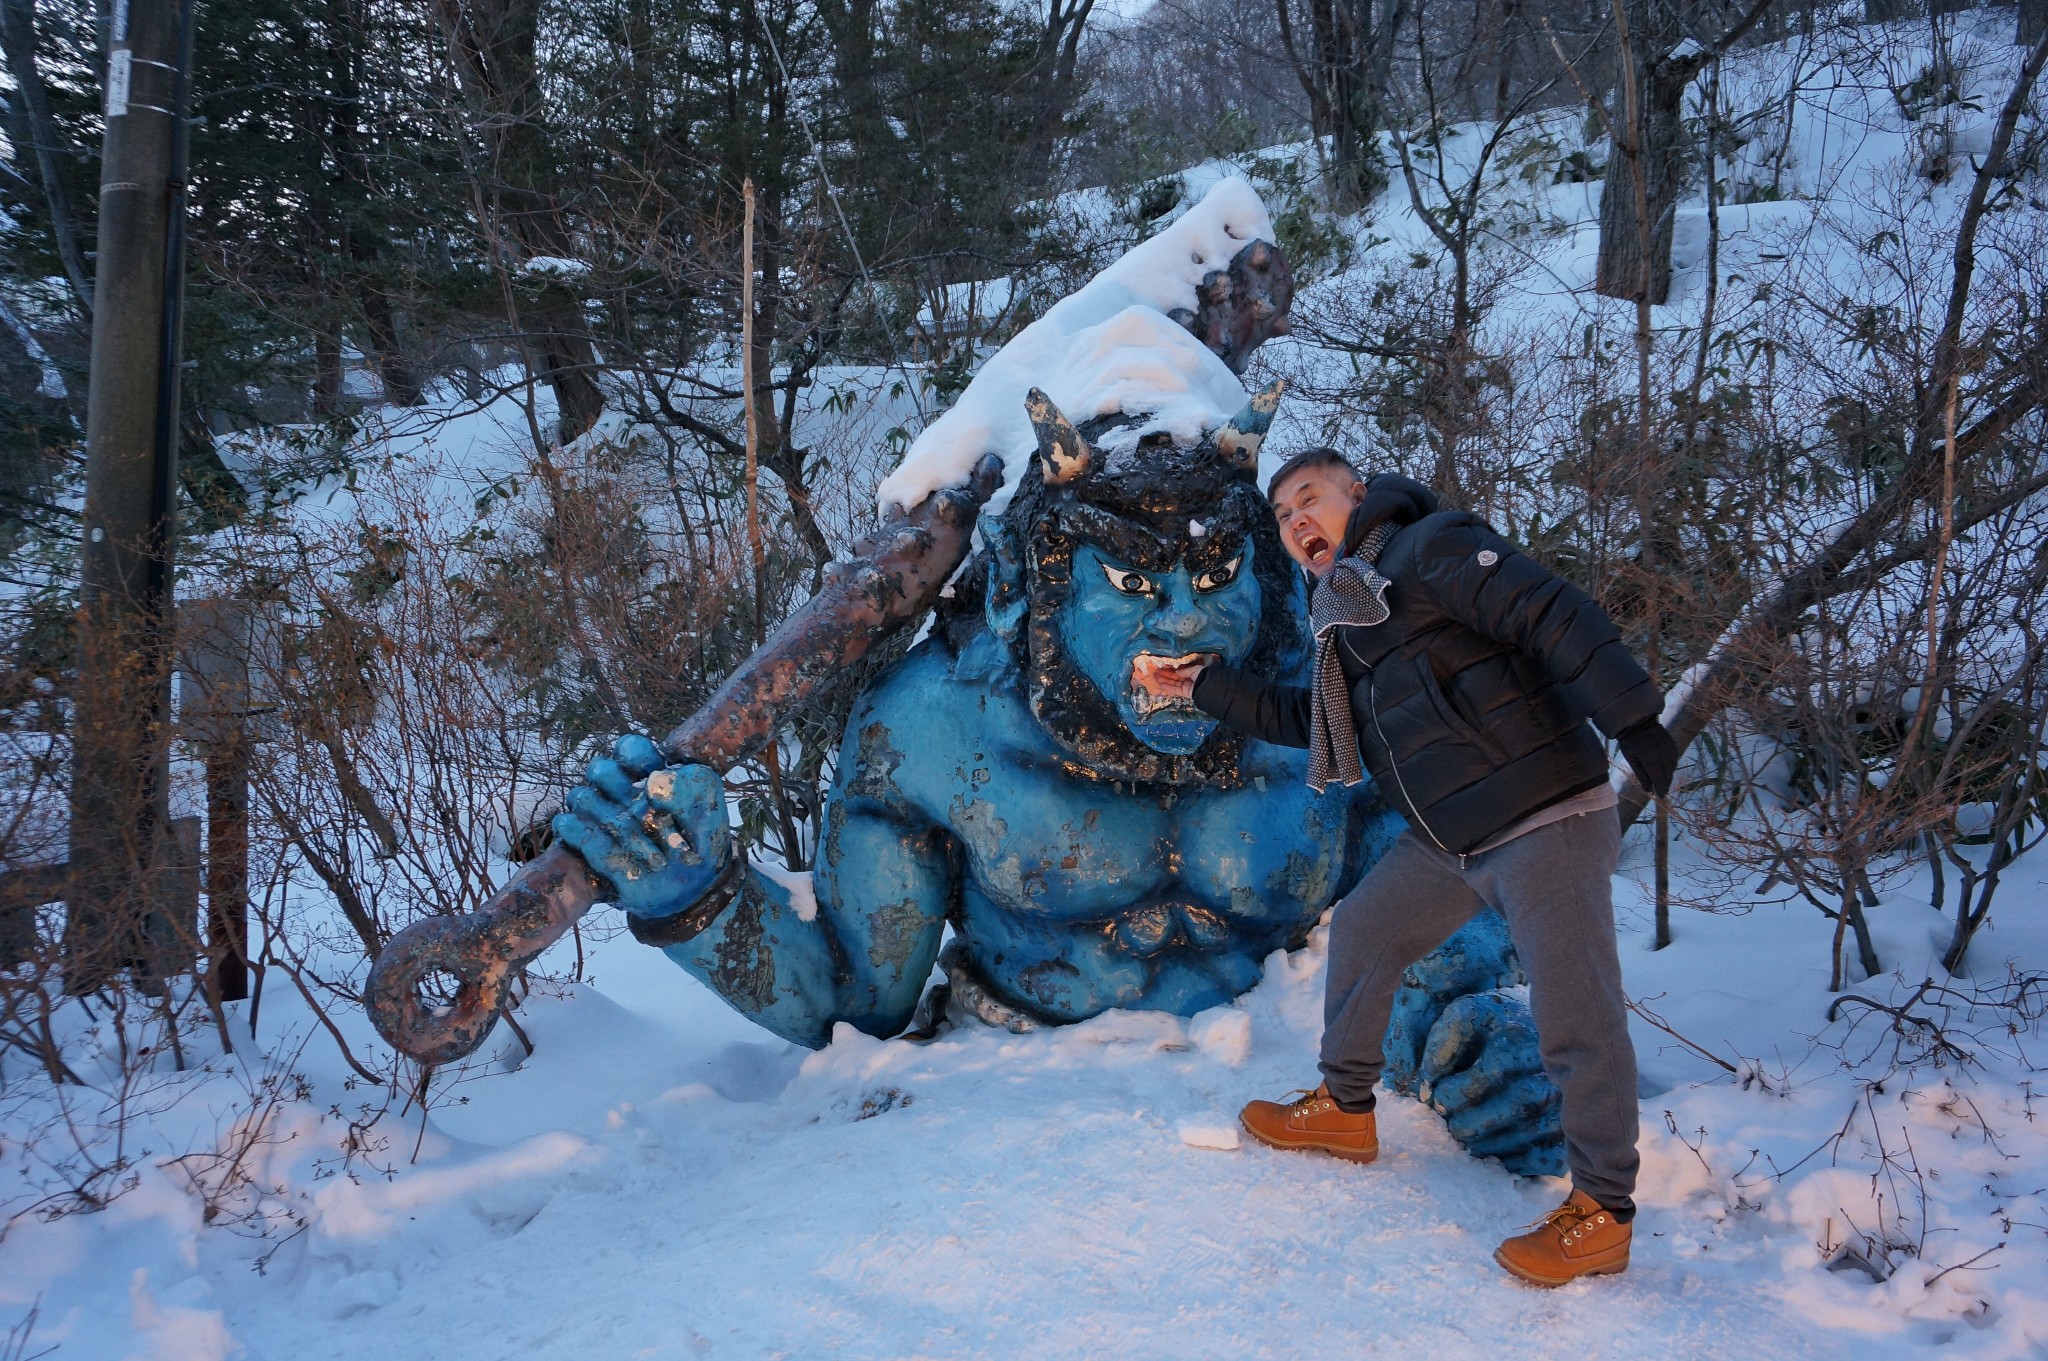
[1476,549,1498,566]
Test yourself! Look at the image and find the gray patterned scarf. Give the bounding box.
[1306,522,1395,792]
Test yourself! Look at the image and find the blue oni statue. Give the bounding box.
[555,396,1565,1176]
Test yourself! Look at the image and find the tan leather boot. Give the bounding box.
[1493,1189,1632,1286]
[1239,1083,1379,1163]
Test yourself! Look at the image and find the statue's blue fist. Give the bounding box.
[551,735,732,919]
[1421,992,1563,1175]
[1383,910,1564,1177]
[1382,910,1520,1090]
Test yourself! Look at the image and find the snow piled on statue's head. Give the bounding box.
[875,176,1275,518]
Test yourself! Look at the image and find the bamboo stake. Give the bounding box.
[741,177,765,644]
[737,176,801,864]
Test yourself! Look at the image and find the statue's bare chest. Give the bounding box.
[938,745,1349,931]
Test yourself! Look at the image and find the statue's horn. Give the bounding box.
[1026,387,1092,486]
[1215,379,1286,471]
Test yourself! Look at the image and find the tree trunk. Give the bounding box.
[1493,0,1519,121]
[312,326,343,417]
[745,222,834,574]
[330,0,424,411]
[1847,893,1881,982]
[530,326,606,445]
[1925,831,1944,912]
[1597,0,1780,303]
[435,0,606,444]
[818,0,885,142]
[0,0,94,319]
[204,721,250,1005]
[759,439,835,569]
[1595,0,1692,305]
[1941,864,1986,974]
[360,285,424,406]
[1828,888,1851,991]
[2024,0,2048,47]
[1022,0,1096,177]
[1284,0,1402,208]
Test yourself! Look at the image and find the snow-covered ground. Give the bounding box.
[4,844,2044,1360]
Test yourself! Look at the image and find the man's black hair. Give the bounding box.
[1266,446,1362,499]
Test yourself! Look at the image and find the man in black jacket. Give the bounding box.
[1136,448,1677,1287]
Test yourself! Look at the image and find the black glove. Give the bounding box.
[1616,718,1678,797]
[1341,479,1432,556]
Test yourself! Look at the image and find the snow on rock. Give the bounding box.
[875,176,1275,516]
[517,255,591,280]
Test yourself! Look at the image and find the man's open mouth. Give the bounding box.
[1299,531,1332,566]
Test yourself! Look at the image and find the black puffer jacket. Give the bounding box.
[1195,477,1660,856]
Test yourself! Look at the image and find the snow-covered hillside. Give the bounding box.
[4,11,2047,1360]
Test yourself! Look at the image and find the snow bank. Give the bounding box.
[6,842,2047,1360]
[874,176,1274,516]
[125,1270,239,1361]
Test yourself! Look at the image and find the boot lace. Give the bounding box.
[1521,1198,1615,1246]
[1524,1200,1594,1235]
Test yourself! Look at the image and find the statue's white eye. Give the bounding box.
[1101,563,1153,595]
[1194,555,1243,592]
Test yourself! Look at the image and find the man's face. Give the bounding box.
[1270,465,1364,578]
[1058,538,1263,754]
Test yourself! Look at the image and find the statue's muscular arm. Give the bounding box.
[657,656,953,1050]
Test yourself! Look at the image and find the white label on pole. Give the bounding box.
[112,0,130,42]
[107,48,132,118]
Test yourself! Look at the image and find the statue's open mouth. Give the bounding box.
[1129,652,1212,719]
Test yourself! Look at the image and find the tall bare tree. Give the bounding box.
[1276,0,1408,205]
[1593,0,1772,304]
[0,0,92,320]
[434,0,606,442]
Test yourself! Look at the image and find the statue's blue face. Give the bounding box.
[1060,538,1264,754]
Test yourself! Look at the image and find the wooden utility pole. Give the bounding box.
[65,0,197,990]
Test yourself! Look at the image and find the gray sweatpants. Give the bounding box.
[1319,810,1640,1208]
